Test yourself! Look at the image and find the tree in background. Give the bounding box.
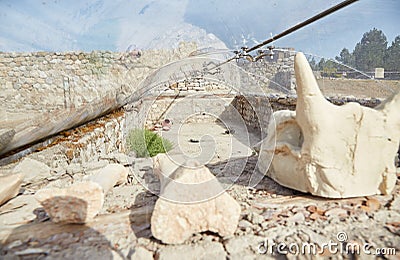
[335,48,354,68]
[316,58,326,71]
[312,28,399,77]
[317,58,339,77]
[386,36,400,72]
[353,28,387,71]
[307,56,318,70]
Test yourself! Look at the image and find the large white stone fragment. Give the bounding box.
[12,158,51,184]
[0,195,41,226]
[35,164,128,223]
[259,52,400,198]
[151,154,241,244]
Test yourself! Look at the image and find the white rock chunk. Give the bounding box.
[151,154,241,244]
[12,158,51,184]
[35,164,128,223]
[0,195,41,226]
[0,174,24,206]
[259,52,400,198]
[131,247,153,260]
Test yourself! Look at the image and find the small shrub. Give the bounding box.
[127,128,173,158]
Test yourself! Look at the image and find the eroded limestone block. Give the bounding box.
[12,158,51,184]
[151,154,241,244]
[259,52,400,198]
[35,164,128,223]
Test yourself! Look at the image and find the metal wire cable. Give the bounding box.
[207,0,359,72]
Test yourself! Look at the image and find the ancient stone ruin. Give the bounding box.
[0,45,399,259]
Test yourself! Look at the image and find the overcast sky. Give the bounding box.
[0,0,398,58]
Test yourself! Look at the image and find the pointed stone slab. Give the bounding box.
[151,154,241,244]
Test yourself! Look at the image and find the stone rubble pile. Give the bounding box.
[0,137,399,259]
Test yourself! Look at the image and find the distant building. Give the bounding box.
[375,68,384,79]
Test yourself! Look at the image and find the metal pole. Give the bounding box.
[246,0,359,53]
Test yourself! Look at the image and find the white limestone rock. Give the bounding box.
[0,195,41,226]
[0,174,24,206]
[35,164,128,223]
[258,52,400,198]
[12,158,51,184]
[131,247,153,260]
[35,182,104,224]
[151,154,241,244]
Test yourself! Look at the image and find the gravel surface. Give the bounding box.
[1,134,399,259]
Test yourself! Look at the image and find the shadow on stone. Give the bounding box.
[129,191,156,240]
[0,196,124,259]
[206,155,302,197]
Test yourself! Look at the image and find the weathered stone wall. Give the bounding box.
[66,112,126,163]
[127,88,233,130]
[0,45,295,117]
[158,95,231,120]
[228,95,271,139]
[0,43,198,161]
[0,42,197,115]
[232,94,383,136]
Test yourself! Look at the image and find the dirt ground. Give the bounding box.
[317,78,400,98]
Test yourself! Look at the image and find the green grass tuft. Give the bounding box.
[127,128,173,158]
